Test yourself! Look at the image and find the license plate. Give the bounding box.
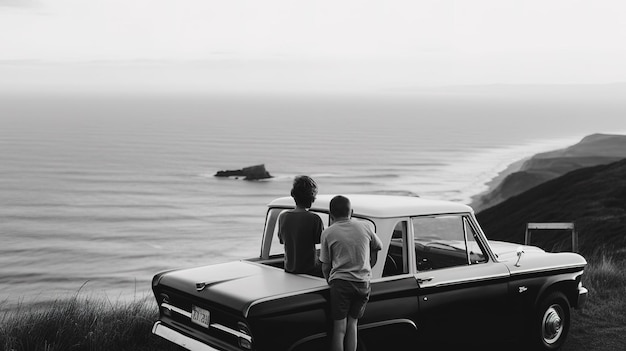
[191,306,210,328]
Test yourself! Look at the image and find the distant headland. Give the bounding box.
[471,133,626,212]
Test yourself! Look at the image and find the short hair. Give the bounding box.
[290,175,318,208]
[330,195,351,218]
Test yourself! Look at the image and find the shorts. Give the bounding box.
[329,279,370,320]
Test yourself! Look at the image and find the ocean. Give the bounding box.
[1,91,624,309]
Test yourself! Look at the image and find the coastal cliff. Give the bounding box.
[477,158,626,257]
[471,133,626,212]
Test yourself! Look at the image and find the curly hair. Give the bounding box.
[290,175,318,208]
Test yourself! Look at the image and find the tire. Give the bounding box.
[529,291,571,351]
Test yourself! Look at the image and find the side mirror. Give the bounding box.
[514,246,525,267]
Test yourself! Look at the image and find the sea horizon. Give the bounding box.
[1,92,625,311]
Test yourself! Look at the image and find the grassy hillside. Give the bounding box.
[477,158,626,258]
[564,253,626,351]
[0,294,178,351]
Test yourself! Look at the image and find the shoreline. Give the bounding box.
[468,132,626,212]
[464,135,582,209]
[468,156,529,210]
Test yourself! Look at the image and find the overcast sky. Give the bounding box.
[2,0,626,94]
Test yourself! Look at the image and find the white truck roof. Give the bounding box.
[268,194,473,218]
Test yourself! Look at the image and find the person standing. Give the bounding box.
[319,195,383,351]
[278,175,324,275]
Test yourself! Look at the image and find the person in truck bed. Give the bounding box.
[278,175,324,275]
[320,195,383,351]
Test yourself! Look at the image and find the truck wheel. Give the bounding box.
[530,291,570,350]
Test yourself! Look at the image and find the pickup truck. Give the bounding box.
[151,194,588,351]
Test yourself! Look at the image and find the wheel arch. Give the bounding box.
[533,272,581,309]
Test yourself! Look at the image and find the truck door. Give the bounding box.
[412,215,513,345]
[359,220,421,349]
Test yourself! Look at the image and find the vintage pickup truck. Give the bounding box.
[151,194,588,351]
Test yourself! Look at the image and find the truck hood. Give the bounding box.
[156,260,327,316]
[488,240,545,262]
[488,240,587,274]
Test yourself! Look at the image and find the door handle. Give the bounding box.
[417,277,434,284]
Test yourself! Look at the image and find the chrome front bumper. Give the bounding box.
[152,321,221,351]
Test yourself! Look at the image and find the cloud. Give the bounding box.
[0,1,456,61]
[0,0,40,7]
[1,0,626,89]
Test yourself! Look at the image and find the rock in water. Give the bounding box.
[214,164,272,180]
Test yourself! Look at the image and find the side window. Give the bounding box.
[268,209,287,257]
[465,218,488,264]
[268,210,329,257]
[413,215,468,271]
[383,221,409,277]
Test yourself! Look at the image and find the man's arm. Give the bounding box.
[319,231,331,283]
[369,232,383,267]
[321,262,331,283]
[314,215,323,244]
[371,232,383,251]
[277,212,285,244]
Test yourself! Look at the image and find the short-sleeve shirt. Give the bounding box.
[278,210,324,274]
[319,219,382,282]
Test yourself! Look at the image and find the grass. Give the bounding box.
[0,288,178,351]
[563,253,626,351]
[1,254,625,351]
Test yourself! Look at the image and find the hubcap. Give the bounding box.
[542,305,564,344]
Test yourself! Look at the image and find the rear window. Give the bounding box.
[267,209,374,256]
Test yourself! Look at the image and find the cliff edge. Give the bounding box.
[477,158,626,257]
[471,133,626,212]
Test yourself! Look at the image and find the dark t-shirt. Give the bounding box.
[278,210,324,274]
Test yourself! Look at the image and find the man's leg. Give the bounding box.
[345,316,358,351]
[331,318,347,351]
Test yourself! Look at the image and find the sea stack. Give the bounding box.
[214,164,272,180]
